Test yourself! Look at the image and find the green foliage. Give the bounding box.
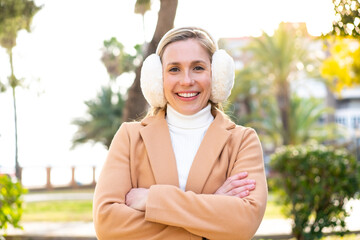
[270,144,360,240]
[232,22,319,145]
[74,38,139,149]
[72,86,125,149]
[0,80,6,92]
[0,0,41,50]
[0,0,41,89]
[245,22,314,84]
[245,95,338,150]
[134,0,151,16]
[287,96,343,145]
[0,0,41,90]
[101,37,142,80]
[0,0,41,181]
[0,175,27,230]
[226,66,271,126]
[331,0,360,37]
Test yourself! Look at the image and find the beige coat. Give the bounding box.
[93,109,268,240]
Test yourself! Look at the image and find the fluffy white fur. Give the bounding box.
[140,50,235,107]
[140,54,167,108]
[210,50,235,103]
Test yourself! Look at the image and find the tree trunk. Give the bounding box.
[122,0,178,122]
[276,80,291,145]
[12,87,21,181]
[9,48,21,182]
[243,96,252,116]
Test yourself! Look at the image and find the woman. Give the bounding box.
[93,27,267,240]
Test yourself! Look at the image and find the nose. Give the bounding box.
[179,71,194,86]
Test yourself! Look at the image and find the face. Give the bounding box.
[162,39,212,115]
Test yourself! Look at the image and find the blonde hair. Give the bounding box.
[145,27,223,117]
[157,27,217,59]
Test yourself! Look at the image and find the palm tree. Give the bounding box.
[101,37,141,80]
[0,0,41,181]
[123,0,178,121]
[72,86,125,149]
[244,22,314,145]
[134,0,151,43]
[288,96,336,145]
[250,95,338,149]
[72,38,141,150]
[226,65,271,126]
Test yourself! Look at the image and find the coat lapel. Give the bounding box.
[140,111,179,187]
[185,110,235,193]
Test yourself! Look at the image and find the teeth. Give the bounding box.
[178,92,198,98]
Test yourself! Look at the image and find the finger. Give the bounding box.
[228,179,256,190]
[237,190,249,198]
[214,172,253,195]
[125,188,139,206]
[219,172,249,193]
[125,192,131,206]
[232,172,249,181]
[224,172,248,185]
[227,184,256,197]
[222,178,255,194]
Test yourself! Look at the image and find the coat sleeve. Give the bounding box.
[144,128,268,240]
[93,123,194,240]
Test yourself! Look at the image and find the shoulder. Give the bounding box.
[112,121,143,142]
[116,111,165,136]
[121,121,143,132]
[109,121,144,148]
[227,125,259,145]
[231,125,258,136]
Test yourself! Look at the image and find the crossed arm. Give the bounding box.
[126,171,256,211]
[93,124,267,240]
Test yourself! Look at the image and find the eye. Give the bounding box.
[194,66,205,71]
[169,67,180,72]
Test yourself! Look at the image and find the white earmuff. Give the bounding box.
[140,50,235,108]
[210,49,235,103]
[140,54,166,108]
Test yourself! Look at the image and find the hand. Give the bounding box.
[214,172,256,198]
[125,188,149,211]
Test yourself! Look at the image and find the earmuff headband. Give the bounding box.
[140,28,235,108]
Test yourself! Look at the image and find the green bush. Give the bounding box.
[0,175,27,231]
[269,143,360,240]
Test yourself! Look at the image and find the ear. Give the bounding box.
[140,54,167,108]
[210,50,235,103]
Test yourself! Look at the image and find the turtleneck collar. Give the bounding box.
[166,103,214,129]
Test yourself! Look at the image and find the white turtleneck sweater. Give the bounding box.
[166,104,214,191]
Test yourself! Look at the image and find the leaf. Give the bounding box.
[0,175,26,230]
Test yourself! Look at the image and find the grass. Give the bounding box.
[20,193,360,239]
[22,199,93,222]
[21,191,285,222]
[21,192,283,222]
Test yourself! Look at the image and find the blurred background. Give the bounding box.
[0,0,342,187]
[1,0,360,239]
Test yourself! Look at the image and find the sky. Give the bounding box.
[0,0,335,175]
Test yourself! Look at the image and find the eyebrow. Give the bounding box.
[165,60,208,66]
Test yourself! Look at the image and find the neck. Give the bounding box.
[166,104,214,129]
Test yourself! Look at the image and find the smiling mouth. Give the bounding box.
[177,92,200,98]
